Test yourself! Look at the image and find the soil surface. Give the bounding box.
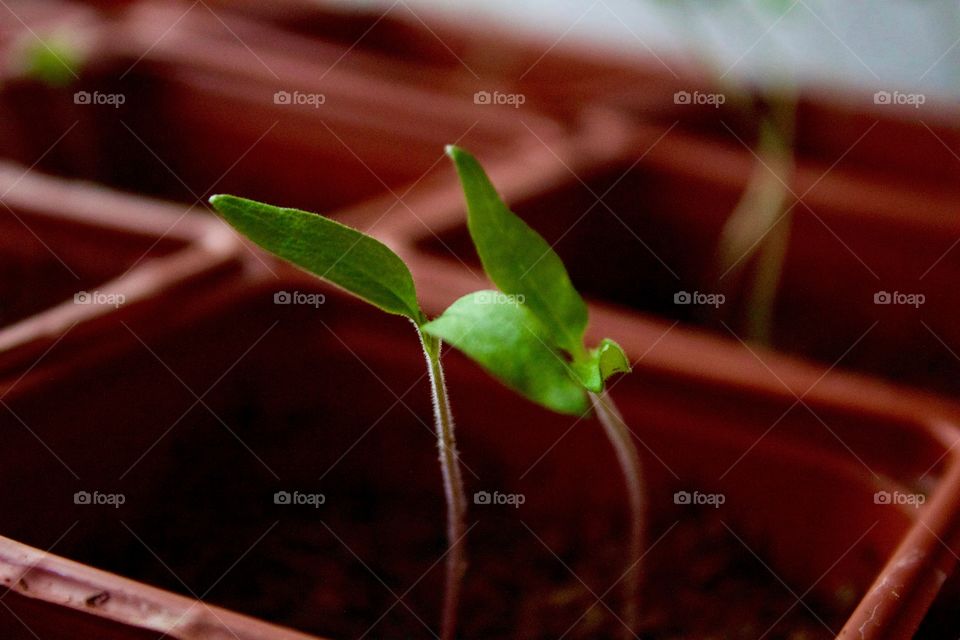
[76,481,849,639]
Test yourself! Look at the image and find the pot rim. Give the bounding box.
[0,162,240,376]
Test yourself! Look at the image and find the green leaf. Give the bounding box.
[422,291,588,415]
[445,146,588,358]
[20,37,81,87]
[210,194,423,322]
[597,338,631,383]
[570,338,632,393]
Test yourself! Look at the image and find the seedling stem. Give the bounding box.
[590,390,644,637]
[419,330,467,640]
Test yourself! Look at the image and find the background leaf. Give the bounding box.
[210,195,423,322]
[422,291,588,415]
[446,146,588,357]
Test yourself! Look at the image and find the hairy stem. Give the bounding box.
[589,390,644,638]
[419,330,467,640]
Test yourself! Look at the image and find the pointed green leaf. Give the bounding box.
[210,195,423,322]
[445,146,588,357]
[570,338,632,393]
[422,291,588,415]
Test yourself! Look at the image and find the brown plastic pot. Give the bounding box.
[218,0,960,198]
[0,241,959,637]
[0,1,561,215]
[201,0,694,124]
[0,160,237,378]
[606,78,960,198]
[370,109,960,399]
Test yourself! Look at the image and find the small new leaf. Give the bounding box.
[597,338,631,383]
[422,291,589,415]
[446,146,588,358]
[210,195,424,322]
[571,338,632,393]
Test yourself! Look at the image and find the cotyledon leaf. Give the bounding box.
[210,194,424,322]
[422,290,589,415]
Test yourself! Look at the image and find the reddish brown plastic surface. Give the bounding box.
[607,79,960,198]
[214,0,960,195]
[0,2,562,215]
[0,259,958,638]
[203,0,685,117]
[0,2,957,638]
[0,161,238,377]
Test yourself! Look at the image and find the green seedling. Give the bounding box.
[210,147,643,638]
[424,147,644,637]
[208,194,466,640]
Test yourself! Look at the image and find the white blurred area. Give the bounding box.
[335,0,960,99]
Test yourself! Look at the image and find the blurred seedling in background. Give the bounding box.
[14,34,84,87]
[713,97,794,344]
[424,147,642,638]
[210,147,640,638]
[654,0,797,344]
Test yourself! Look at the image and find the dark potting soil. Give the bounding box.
[74,481,847,639]
[60,378,851,639]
